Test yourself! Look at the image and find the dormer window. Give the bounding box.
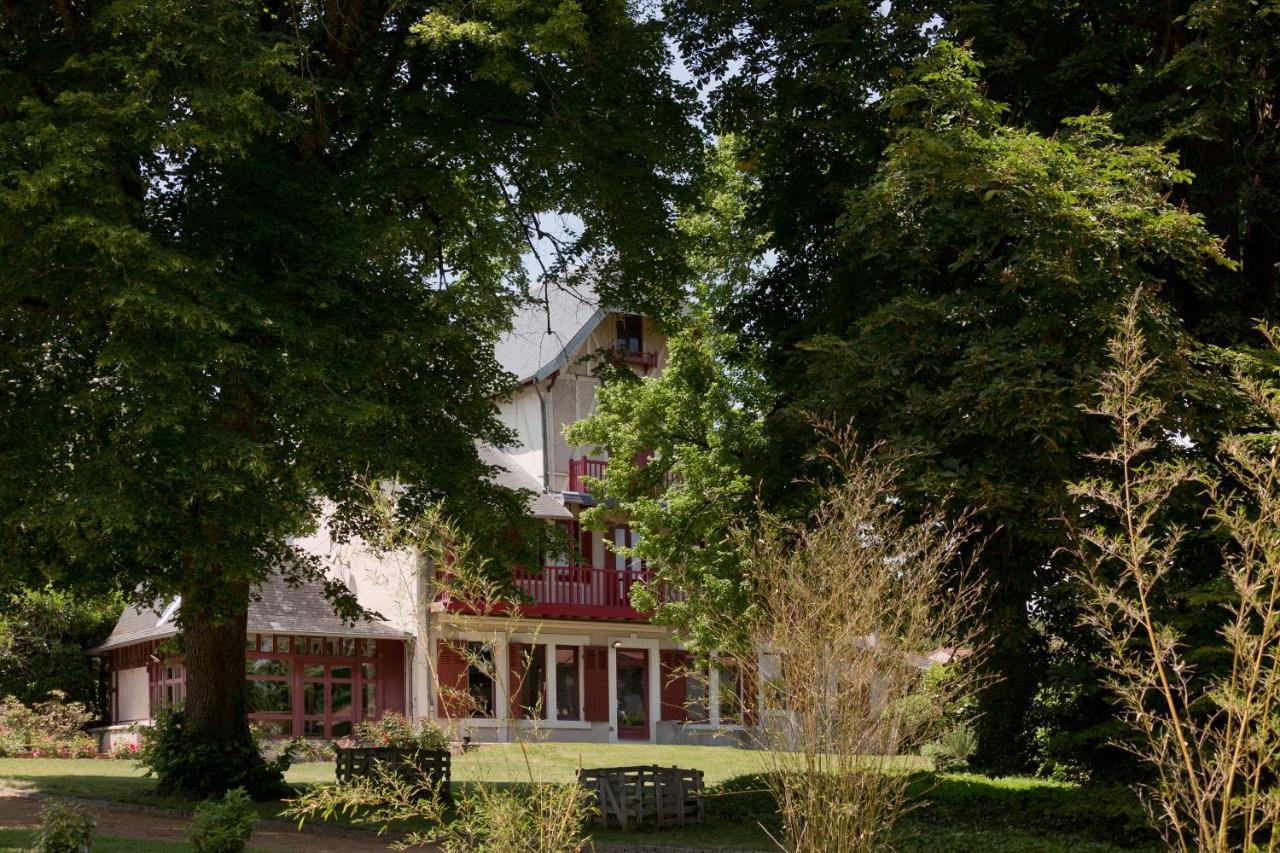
[616,314,644,355]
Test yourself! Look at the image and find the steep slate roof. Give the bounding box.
[494,280,607,385]
[90,573,407,654]
[478,443,573,520]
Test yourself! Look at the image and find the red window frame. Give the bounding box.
[245,634,382,738]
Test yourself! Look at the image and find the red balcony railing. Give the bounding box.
[568,457,608,493]
[513,565,653,620]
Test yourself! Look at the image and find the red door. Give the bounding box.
[616,648,649,740]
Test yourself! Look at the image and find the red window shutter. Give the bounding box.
[583,646,609,722]
[660,650,690,722]
[436,641,469,718]
[508,642,527,720]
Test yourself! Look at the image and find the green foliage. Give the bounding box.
[0,588,119,717]
[566,321,769,655]
[0,692,95,757]
[187,788,256,853]
[138,707,288,800]
[922,727,978,773]
[0,0,696,791]
[33,801,95,853]
[285,763,593,852]
[352,711,449,752]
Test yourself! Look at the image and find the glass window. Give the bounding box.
[343,638,357,656]
[717,663,743,725]
[303,719,324,736]
[331,665,352,680]
[616,314,643,354]
[245,635,257,651]
[555,646,580,721]
[362,663,376,679]
[310,637,323,655]
[247,680,292,714]
[467,642,495,717]
[304,664,324,678]
[276,636,291,654]
[362,639,377,657]
[260,635,274,653]
[246,658,290,677]
[518,645,546,719]
[331,683,353,717]
[327,637,340,656]
[331,720,352,738]
[687,671,709,723]
[362,684,377,718]
[304,682,325,716]
[251,719,291,738]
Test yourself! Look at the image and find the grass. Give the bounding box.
[0,826,191,852]
[0,750,1162,851]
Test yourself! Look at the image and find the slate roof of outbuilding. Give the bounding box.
[494,280,606,385]
[89,573,408,654]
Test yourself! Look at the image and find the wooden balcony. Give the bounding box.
[514,565,654,620]
[437,565,658,621]
[568,457,608,493]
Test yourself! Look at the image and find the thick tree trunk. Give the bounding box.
[182,584,253,748]
[971,534,1045,775]
[156,579,281,797]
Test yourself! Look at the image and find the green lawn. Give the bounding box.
[0,750,1161,851]
[0,827,190,853]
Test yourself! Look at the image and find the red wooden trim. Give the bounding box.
[508,642,527,721]
[660,650,690,722]
[582,646,609,722]
[436,641,469,719]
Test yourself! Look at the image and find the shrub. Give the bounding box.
[0,588,119,717]
[353,712,449,752]
[139,707,288,799]
[109,740,141,760]
[1,693,94,756]
[33,801,95,853]
[922,726,978,772]
[187,788,257,853]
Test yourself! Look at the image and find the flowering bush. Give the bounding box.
[109,740,141,761]
[352,713,449,752]
[0,693,96,757]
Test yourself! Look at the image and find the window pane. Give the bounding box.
[304,664,324,678]
[555,647,580,721]
[331,720,352,738]
[276,636,291,654]
[249,718,292,738]
[303,719,324,736]
[717,664,741,724]
[361,663,376,679]
[246,658,290,677]
[687,672,709,723]
[331,683,353,717]
[467,643,495,717]
[310,637,323,655]
[362,684,376,718]
[519,646,546,719]
[343,638,356,656]
[245,636,257,651]
[247,680,292,714]
[362,639,377,658]
[304,682,325,715]
[331,665,352,680]
[260,636,274,653]
[327,638,340,656]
